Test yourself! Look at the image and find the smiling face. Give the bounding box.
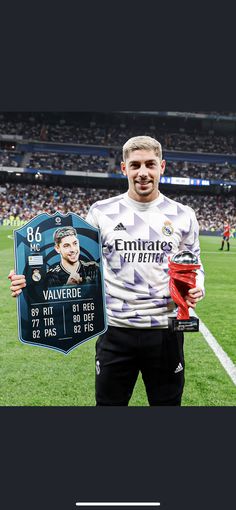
[121,149,166,202]
[55,234,80,266]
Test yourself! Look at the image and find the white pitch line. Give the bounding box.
[193,311,236,385]
[76,504,160,507]
[201,251,236,254]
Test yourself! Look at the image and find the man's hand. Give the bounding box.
[66,272,83,285]
[184,287,204,309]
[8,270,26,297]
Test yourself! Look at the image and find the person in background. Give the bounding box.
[219,221,231,251]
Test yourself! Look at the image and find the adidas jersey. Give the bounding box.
[86,192,204,328]
[46,261,99,287]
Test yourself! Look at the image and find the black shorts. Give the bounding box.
[95,326,185,406]
[223,235,229,241]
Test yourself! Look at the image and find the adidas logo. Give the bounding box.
[174,362,183,374]
[114,223,126,231]
[96,360,101,375]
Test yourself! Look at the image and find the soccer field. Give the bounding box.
[1,226,236,406]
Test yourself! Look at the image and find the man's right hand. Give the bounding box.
[8,270,26,297]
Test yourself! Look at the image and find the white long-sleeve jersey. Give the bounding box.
[86,192,204,328]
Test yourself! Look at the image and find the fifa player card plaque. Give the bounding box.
[168,250,200,332]
[14,212,107,353]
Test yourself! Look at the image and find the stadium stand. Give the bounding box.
[1,184,236,233]
[0,111,235,234]
[25,152,110,172]
[0,111,236,153]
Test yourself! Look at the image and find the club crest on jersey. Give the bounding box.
[32,269,42,282]
[162,221,174,236]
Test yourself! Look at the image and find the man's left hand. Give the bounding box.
[184,287,204,308]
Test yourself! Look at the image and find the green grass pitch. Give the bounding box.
[0,226,236,406]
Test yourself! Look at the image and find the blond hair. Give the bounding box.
[122,135,162,161]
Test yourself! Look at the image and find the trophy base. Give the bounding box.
[168,316,199,332]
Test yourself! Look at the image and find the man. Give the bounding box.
[45,226,98,286]
[9,136,204,406]
[9,226,99,292]
[219,221,230,251]
[86,136,204,406]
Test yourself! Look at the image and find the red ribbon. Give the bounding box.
[168,259,201,320]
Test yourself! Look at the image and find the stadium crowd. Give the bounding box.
[1,114,235,233]
[25,152,110,172]
[1,113,236,154]
[10,153,236,181]
[162,161,236,181]
[1,145,235,181]
[1,183,235,232]
[0,151,21,167]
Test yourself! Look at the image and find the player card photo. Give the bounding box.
[14,212,107,353]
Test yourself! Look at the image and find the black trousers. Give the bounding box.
[95,326,185,406]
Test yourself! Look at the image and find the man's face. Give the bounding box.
[55,235,80,265]
[121,149,166,202]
